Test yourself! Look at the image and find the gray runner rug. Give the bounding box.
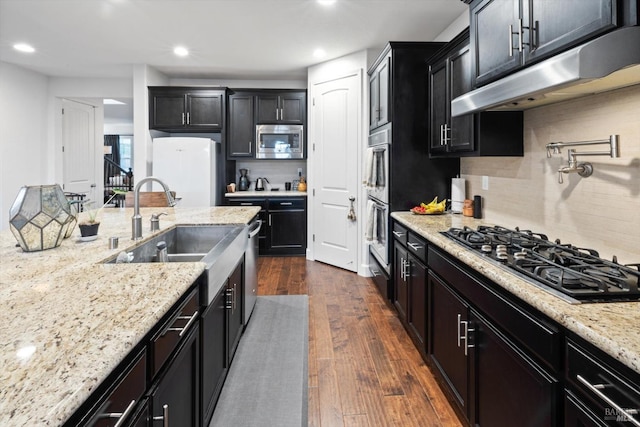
[210,295,309,427]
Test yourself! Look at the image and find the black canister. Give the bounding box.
[473,195,482,218]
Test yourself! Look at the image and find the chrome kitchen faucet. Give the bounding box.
[131,177,177,240]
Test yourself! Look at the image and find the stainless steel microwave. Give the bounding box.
[256,124,304,159]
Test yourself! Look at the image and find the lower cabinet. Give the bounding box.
[149,321,200,427]
[227,197,307,255]
[201,287,228,425]
[392,225,428,355]
[427,245,561,426]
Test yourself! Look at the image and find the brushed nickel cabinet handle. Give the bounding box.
[101,399,136,427]
[577,375,640,426]
[152,404,169,427]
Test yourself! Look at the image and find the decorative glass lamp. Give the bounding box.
[9,184,74,252]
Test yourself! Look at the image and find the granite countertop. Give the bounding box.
[391,211,640,376]
[225,190,307,197]
[0,206,260,426]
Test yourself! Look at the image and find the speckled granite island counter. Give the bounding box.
[391,211,640,376]
[0,206,259,426]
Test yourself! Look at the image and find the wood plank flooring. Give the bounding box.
[257,256,462,427]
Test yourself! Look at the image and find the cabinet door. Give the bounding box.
[429,271,470,421]
[279,92,306,123]
[227,261,244,363]
[429,58,448,154]
[564,391,608,427]
[268,209,306,253]
[256,95,280,123]
[393,242,409,322]
[228,93,255,157]
[449,43,474,153]
[201,288,227,425]
[151,92,186,129]
[150,323,200,427]
[369,58,390,130]
[407,254,427,354]
[526,0,616,63]
[472,309,559,427]
[187,92,223,128]
[471,0,523,86]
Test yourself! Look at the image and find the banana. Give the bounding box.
[420,196,438,209]
[424,199,447,214]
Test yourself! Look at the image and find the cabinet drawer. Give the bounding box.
[566,339,640,425]
[392,222,408,246]
[151,287,200,378]
[227,198,267,210]
[407,233,427,264]
[268,198,305,210]
[85,349,147,427]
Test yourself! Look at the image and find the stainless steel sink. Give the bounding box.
[105,224,248,304]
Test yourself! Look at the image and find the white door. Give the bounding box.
[312,72,361,271]
[62,99,96,199]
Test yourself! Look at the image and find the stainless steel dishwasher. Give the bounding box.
[244,218,262,325]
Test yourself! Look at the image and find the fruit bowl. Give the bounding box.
[410,207,445,215]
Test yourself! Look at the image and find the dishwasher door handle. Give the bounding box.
[248,220,262,238]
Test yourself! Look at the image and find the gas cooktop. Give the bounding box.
[442,225,640,304]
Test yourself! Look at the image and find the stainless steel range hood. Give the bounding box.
[451,26,640,117]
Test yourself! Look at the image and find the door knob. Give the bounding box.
[347,197,356,221]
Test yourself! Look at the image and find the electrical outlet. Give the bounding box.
[297,168,303,175]
[482,176,489,190]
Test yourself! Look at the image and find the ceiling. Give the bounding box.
[0,0,467,81]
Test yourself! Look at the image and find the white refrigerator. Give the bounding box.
[152,137,222,207]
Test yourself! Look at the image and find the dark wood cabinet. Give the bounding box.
[267,198,306,255]
[369,56,390,130]
[564,337,640,427]
[429,29,523,157]
[201,287,228,426]
[227,260,244,363]
[429,272,471,422]
[150,321,200,427]
[470,0,618,86]
[227,92,255,158]
[149,87,225,132]
[227,90,306,158]
[392,224,428,355]
[228,197,306,256]
[256,91,306,124]
[427,245,561,426]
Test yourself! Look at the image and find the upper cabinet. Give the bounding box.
[149,87,226,132]
[227,89,307,159]
[429,29,523,157]
[227,91,255,158]
[470,0,618,86]
[369,57,390,130]
[256,91,306,124]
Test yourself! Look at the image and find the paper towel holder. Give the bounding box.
[451,177,466,214]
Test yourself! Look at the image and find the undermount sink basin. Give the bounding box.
[104,224,249,305]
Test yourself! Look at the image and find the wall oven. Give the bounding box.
[366,123,391,270]
[256,124,304,159]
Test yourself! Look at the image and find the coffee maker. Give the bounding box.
[238,168,250,191]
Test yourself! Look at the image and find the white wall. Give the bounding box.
[0,61,49,229]
[434,11,469,41]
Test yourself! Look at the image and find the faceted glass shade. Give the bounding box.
[9,185,74,252]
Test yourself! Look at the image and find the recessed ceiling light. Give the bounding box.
[173,46,189,57]
[313,48,327,58]
[13,43,35,53]
[317,0,337,5]
[103,99,126,105]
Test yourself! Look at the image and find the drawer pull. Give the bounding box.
[153,404,169,427]
[102,399,137,427]
[166,311,198,337]
[577,375,640,426]
[240,202,253,206]
[392,231,406,238]
[407,242,424,252]
[280,202,293,206]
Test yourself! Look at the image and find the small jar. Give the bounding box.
[463,199,474,217]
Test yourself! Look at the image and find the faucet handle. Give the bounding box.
[151,212,167,220]
[150,212,167,231]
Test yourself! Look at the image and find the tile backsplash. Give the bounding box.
[234,160,306,191]
[461,84,640,264]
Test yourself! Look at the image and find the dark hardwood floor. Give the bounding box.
[257,256,462,427]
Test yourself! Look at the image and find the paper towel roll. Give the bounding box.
[451,178,465,213]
